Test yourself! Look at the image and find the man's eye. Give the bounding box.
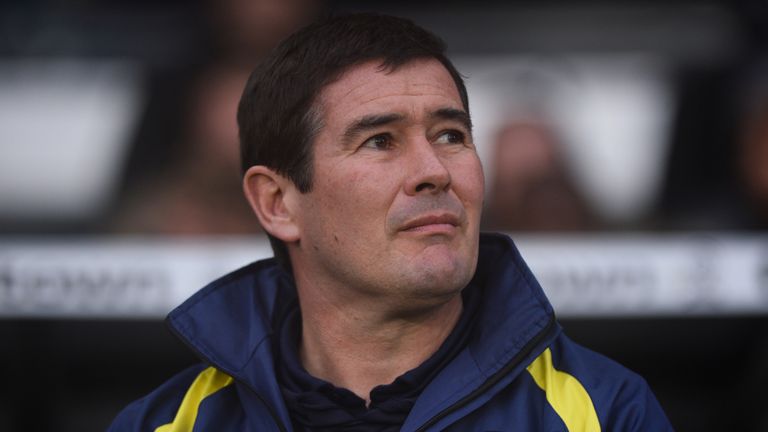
[361,134,393,150]
[435,130,465,145]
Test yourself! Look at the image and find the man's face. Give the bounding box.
[289,58,484,310]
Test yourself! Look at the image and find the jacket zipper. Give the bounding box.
[413,315,558,432]
[165,318,289,432]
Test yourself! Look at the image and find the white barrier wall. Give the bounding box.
[0,234,766,318]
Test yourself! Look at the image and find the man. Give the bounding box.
[109,13,673,431]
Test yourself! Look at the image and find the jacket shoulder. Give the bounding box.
[107,364,237,432]
[540,334,674,431]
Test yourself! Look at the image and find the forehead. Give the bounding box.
[315,58,464,124]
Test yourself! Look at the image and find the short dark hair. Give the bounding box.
[237,12,469,270]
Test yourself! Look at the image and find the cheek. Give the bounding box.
[321,167,396,225]
[455,156,485,209]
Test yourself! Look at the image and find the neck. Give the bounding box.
[297,291,463,404]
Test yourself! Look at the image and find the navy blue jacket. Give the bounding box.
[109,234,673,431]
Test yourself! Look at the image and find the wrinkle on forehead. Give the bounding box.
[317,59,463,120]
[341,78,454,104]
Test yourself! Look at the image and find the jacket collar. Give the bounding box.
[402,233,559,431]
[166,259,298,427]
[469,233,557,370]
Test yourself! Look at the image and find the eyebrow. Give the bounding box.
[430,108,473,132]
[342,113,405,143]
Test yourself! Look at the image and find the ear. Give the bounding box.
[243,166,300,242]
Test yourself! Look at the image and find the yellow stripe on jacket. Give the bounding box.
[526,348,601,432]
[155,367,234,432]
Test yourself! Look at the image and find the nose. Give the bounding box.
[404,138,452,195]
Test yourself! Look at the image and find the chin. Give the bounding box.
[401,252,475,299]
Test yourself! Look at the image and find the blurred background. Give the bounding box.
[1,0,767,430]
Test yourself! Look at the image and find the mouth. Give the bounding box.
[400,213,461,234]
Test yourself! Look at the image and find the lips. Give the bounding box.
[400,213,461,232]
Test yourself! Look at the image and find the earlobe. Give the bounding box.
[243,166,300,242]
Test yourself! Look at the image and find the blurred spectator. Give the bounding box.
[483,120,597,232]
[113,0,319,235]
[738,62,768,229]
[207,0,318,66]
[657,60,768,231]
[113,66,256,234]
